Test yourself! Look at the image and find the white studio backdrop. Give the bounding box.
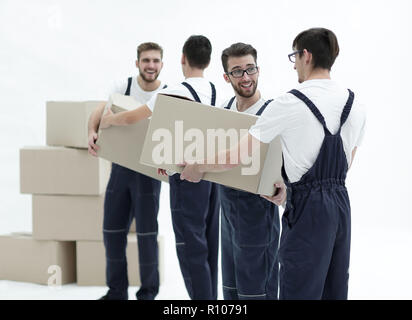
[0,0,411,299]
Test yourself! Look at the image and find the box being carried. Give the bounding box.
[140,94,283,196]
[47,101,104,149]
[97,93,168,183]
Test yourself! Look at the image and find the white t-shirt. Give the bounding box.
[146,77,219,111]
[220,95,270,115]
[110,76,166,104]
[249,79,366,183]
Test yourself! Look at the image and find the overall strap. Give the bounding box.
[181,82,201,103]
[338,89,355,132]
[224,96,236,109]
[124,77,132,96]
[289,89,332,135]
[256,99,273,116]
[210,82,216,106]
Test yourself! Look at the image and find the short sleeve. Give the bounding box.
[249,93,297,143]
[355,114,366,147]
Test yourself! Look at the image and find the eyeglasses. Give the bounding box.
[226,66,259,78]
[288,50,303,63]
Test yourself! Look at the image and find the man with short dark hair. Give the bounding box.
[219,42,280,300]
[180,28,366,300]
[99,35,220,300]
[88,42,166,300]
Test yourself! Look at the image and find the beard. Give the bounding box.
[139,69,160,83]
[232,79,258,98]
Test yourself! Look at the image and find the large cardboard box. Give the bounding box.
[20,146,111,195]
[46,101,104,149]
[76,235,164,286]
[32,194,104,241]
[97,94,168,183]
[140,94,283,196]
[32,194,136,241]
[0,233,76,285]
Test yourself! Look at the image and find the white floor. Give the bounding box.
[1,182,412,300]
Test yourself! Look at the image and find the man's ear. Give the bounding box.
[303,49,312,65]
[135,60,139,68]
[223,73,230,83]
[181,54,186,65]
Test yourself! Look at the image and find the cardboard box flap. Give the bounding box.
[106,93,143,113]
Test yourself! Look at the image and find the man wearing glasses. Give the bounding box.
[218,43,281,300]
[179,28,366,300]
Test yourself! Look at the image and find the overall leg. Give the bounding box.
[220,189,238,300]
[234,195,279,300]
[205,183,220,300]
[103,164,133,300]
[278,193,338,300]
[131,172,161,300]
[322,191,351,300]
[169,175,214,300]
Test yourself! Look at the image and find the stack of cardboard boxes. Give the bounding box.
[0,100,156,287]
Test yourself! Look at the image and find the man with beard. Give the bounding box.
[99,35,220,300]
[88,42,166,300]
[218,43,281,300]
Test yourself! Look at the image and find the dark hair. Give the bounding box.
[221,43,257,73]
[182,35,212,69]
[292,28,339,70]
[137,42,163,60]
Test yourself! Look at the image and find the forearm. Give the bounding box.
[198,133,259,173]
[106,104,152,126]
[88,102,106,134]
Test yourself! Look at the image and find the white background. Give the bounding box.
[0,0,411,300]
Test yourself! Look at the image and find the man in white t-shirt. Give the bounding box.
[179,28,366,300]
[218,43,280,300]
[99,35,220,300]
[88,42,166,300]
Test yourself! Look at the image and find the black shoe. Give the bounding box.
[136,289,157,300]
[98,292,128,300]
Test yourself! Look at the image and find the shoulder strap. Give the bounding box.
[288,89,331,135]
[181,82,201,103]
[256,99,273,116]
[210,82,216,106]
[124,77,132,96]
[224,96,236,110]
[339,89,355,130]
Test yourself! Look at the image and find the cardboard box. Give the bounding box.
[97,94,168,183]
[32,194,104,241]
[46,101,104,149]
[140,94,283,196]
[0,233,76,285]
[20,146,111,195]
[32,194,137,241]
[76,235,164,286]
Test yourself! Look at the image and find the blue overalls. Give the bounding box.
[220,97,280,300]
[278,89,355,300]
[103,78,166,300]
[168,81,220,300]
